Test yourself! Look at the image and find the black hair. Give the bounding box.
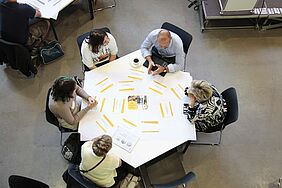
[86,29,108,54]
[51,76,76,102]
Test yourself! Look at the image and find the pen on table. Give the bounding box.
[112,98,115,112]
[142,130,159,133]
[141,121,159,124]
[103,114,114,127]
[171,88,181,100]
[128,76,142,80]
[169,102,174,116]
[119,88,135,91]
[153,80,167,88]
[37,0,45,5]
[100,98,105,112]
[121,99,125,113]
[149,87,163,95]
[53,0,62,6]
[96,121,107,132]
[160,103,165,118]
[96,77,108,86]
[100,83,113,93]
[178,84,184,90]
[119,80,134,83]
[130,69,145,73]
[122,118,138,127]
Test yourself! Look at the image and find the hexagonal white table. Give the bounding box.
[79,50,196,169]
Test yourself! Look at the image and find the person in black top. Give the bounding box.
[1,0,40,44]
[0,0,49,49]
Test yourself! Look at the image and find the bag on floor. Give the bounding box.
[120,173,141,188]
[40,40,64,64]
[61,133,81,164]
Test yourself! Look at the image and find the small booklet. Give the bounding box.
[112,127,140,153]
[128,95,148,110]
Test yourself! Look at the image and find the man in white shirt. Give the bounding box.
[81,29,118,70]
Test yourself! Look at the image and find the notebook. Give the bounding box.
[143,55,168,77]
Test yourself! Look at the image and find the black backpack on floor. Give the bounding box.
[61,133,82,165]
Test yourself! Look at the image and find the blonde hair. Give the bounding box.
[92,135,112,156]
[187,80,213,102]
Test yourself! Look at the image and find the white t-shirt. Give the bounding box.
[81,32,118,69]
[79,141,120,187]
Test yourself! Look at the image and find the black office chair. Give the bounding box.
[63,164,100,188]
[161,22,193,71]
[0,39,36,77]
[152,171,196,188]
[187,87,239,148]
[45,88,77,146]
[76,27,111,72]
[8,175,49,188]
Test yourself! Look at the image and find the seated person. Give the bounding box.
[0,0,49,50]
[184,80,226,132]
[48,76,97,130]
[80,135,127,187]
[140,29,185,75]
[81,29,118,70]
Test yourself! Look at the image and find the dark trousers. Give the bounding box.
[151,46,176,64]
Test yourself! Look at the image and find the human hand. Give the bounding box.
[98,53,109,61]
[152,64,165,76]
[87,96,96,104]
[87,100,97,109]
[148,61,155,74]
[188,93,196,108]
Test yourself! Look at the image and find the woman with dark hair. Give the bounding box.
[48,76,97,130]
[81,29,118,70]
[80,135,126,187]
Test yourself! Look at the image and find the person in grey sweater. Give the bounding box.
[49,76,97,130]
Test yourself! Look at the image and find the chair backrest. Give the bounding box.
[9,175,49,188]
[221,87,239,128]
[0,38,31,67]
[152,171,196,188]
[67,164,100,188]
[76,27,111,72]
[161,22,193,55]
[45,88,60,127]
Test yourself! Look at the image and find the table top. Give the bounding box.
[18,0,75,19]
[79,50,196,168]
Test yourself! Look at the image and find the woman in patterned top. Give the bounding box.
[185,80,226,132]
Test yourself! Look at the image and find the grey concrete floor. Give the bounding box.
[1,0,282,187]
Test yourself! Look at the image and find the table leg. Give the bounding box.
[139,165,151,188]
[50,19,58,41]
[88,0,94,20]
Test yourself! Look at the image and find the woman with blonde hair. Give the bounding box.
[80,135,127,187]
[184,80,226,132]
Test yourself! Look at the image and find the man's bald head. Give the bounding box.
[157,29,171,48]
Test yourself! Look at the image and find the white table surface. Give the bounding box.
[79,50,196,168]
[18,0,75,19]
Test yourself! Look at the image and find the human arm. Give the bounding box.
[55,102,92,125]
[75,85,97,106]
[167,41,185,72]
[107,33,118,62]
[81,40,97,70]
